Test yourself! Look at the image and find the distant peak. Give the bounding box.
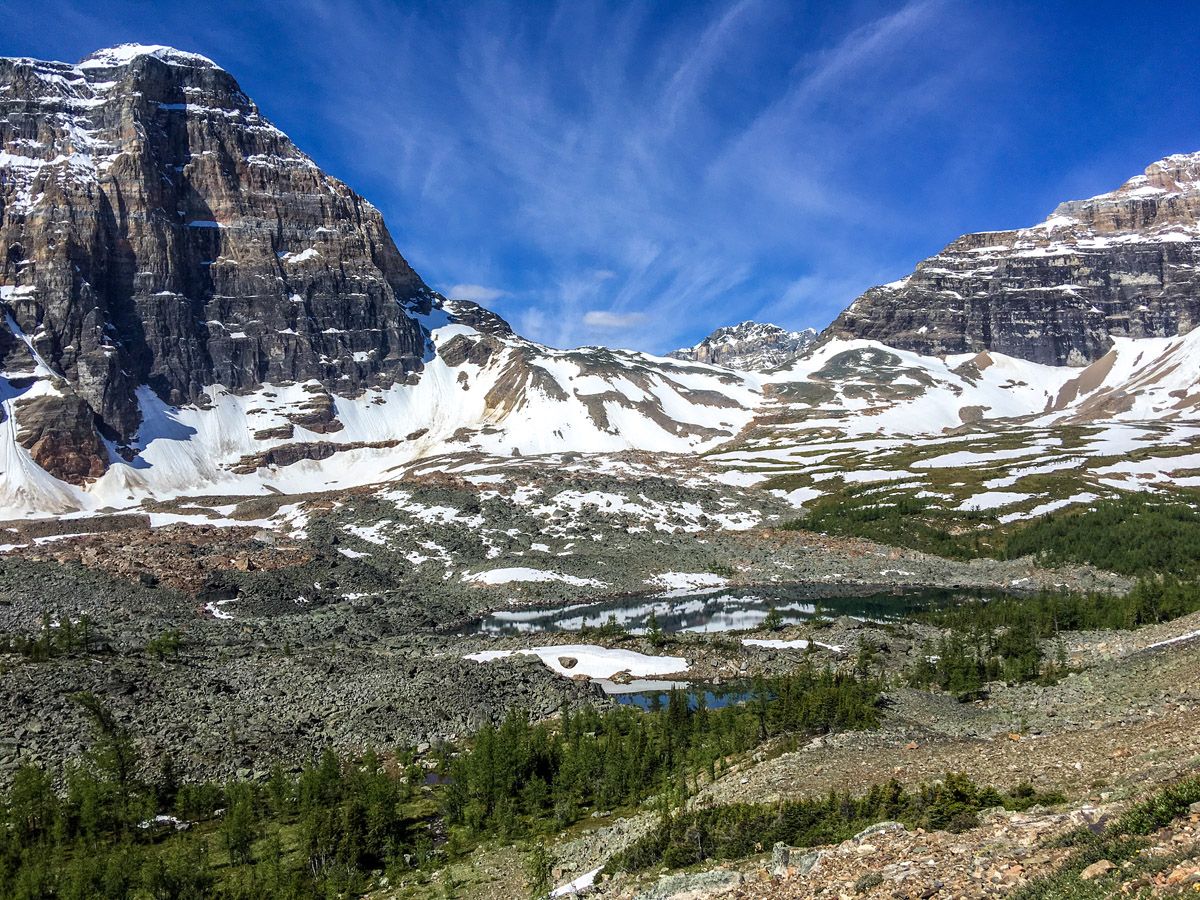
[710,321,813,339]
[670,320,816,371]
[78,44,220,70]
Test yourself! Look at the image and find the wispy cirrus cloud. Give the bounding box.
[359,0,1003,352]
[582,310,648,330]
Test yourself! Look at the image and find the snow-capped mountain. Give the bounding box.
[0,45,428,484]
[669,321,817,371]
[1,45,1199,520]
[0,45,761,514]
[825,152,1200,365]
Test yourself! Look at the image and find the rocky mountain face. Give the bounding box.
[670,321,816,371]
[825,152,1200,365]
[0,45,429,482]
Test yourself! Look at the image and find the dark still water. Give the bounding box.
[460,584,991,636]
[605,680,755,710]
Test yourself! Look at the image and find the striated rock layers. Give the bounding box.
[670,321,817,371]
[825,152,1200,365]
[0,45,429,481]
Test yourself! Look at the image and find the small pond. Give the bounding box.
[603,680,756,710]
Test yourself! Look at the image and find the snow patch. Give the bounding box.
[464,567,606,588]
[742,638,843,653]
[464,645,689,680]
[647,572,729,591]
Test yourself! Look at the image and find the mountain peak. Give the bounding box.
[0,44,427,490]
[825,147,1200,365]
[671,321,816,371]
[77,43,220,70]
[1042,149,1200,232]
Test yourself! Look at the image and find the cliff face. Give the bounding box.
[0,45,428,481]
[670,321,817,371]
[824,152,1200,366]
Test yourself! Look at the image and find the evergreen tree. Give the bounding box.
[222,784,256,865]
[646,611,666,648]
[524,842,553,898]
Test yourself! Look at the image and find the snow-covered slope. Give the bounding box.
[709,330,1200,522]
[756,326,1200,438]
[9,302,1199,517]
[0,298,759,515]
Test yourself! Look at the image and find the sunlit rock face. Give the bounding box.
[0,45,428,479]
[825,152,1200,366]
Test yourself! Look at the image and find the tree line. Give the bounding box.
[608,772,1066,874]
[444,666,882,840]
[787,491,1200,578]
[0,693,431,900]
[906,578,1200,696]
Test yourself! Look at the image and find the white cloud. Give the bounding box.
[516,307,548,340]
[445,283,507,303]
[583,310,648,329]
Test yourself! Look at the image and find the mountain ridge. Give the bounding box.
[824,150,1200,365]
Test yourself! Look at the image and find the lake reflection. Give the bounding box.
[605,681,756,710]
[461,584,975,636]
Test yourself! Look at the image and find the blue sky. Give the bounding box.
[3,1,1199,353]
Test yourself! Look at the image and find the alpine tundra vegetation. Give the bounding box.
[3,3,1200,898]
